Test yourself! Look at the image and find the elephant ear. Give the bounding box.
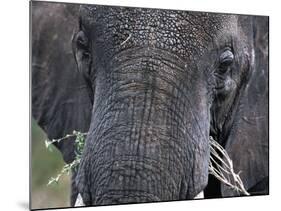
[32,2,92,163]
[221,16,269,196]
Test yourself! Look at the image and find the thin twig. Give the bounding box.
[45,131,88,148]
[209,136,250,196]
[120,34,132,46]
[45,131,88,186]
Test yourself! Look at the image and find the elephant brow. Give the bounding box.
[107,46,189,70]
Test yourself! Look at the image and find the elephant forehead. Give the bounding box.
[80,5,237,58]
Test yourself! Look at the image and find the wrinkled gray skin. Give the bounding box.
[32,1,268,207]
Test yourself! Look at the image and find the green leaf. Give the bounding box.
[44,140,51,148]
[46,130,87,186]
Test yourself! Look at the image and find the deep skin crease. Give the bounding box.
[31,2,268,207]
[73,6,250,205]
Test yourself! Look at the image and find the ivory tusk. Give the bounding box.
[75,193,85,207]
[74,191,204,205]
[194,191,204,199]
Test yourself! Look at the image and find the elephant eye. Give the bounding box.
[75,31,90,51]
[77,36,88,50]
[219,49,234,69]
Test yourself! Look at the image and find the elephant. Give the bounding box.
[31,2,91,206]
[31,1,269,207]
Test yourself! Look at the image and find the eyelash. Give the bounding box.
[218,49,234,73]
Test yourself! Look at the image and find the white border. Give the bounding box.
[0,0,279,211]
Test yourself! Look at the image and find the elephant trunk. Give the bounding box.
[76,48,210,205]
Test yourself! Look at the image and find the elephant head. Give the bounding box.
[31,2,268,207]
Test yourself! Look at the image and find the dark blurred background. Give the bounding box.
[31,119,70,209]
